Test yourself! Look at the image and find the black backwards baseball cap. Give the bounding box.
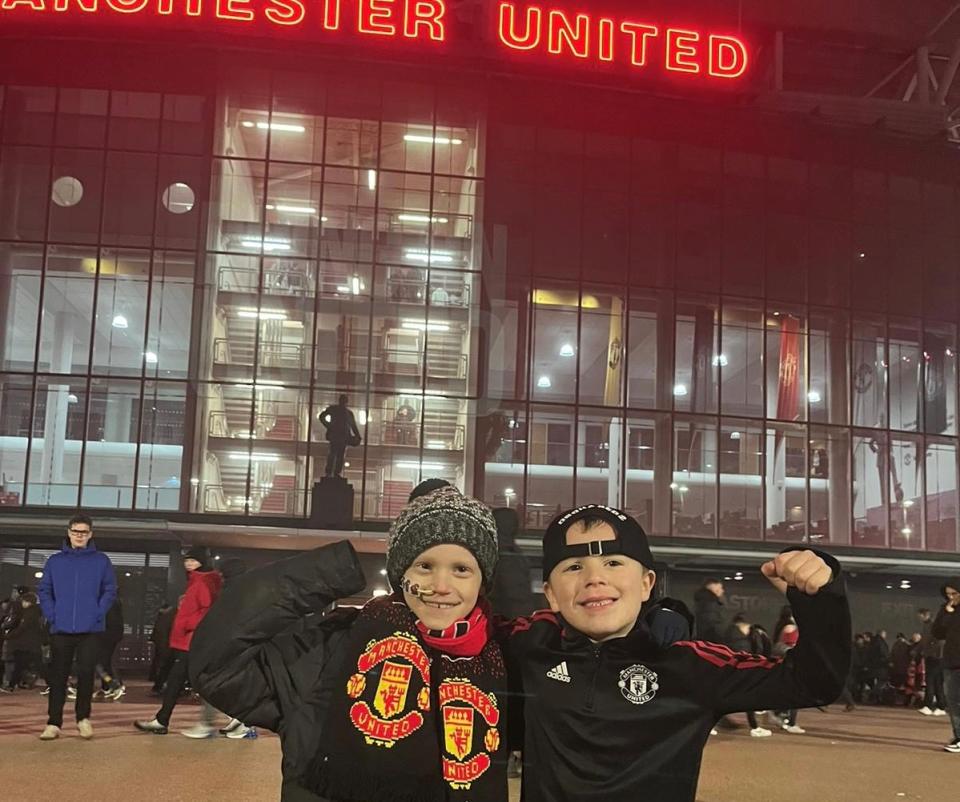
[542,504,655,582]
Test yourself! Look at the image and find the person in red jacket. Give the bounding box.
[135,547,222,738]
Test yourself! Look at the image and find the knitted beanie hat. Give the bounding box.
[386,486,499,590]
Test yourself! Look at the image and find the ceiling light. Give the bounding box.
[351,275,362,294]
[712,354,728,367]
[397,213,450,224]
[729,431,741,440]
[395,460,446,471]
[673,384,688,397]
[504,488,516,496]
[67,393,78,404]
[144,351,158,364]
[426,440,447,449]
[537,375,552,388]
[236,308,287,320]
[367,169,377,191]
[401,318,450,332]
[403,134,464,145]
[358,410,368,425]
[901,526,912,536]
[112,314,128,329]
[240,237,291,252]
[372,588,389,597]
[229,453,280,462]
[379,568,387,576]
[807,390,822,403]
[903,499,914,508]
[265,204,317,215]
[404,248,454,264]
[559,343,575,357]
[242,120,305,133]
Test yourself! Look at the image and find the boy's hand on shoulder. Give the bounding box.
[760,551,833,596]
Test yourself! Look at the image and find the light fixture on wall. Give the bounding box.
[537,375,552,388]
[112,314,128,329]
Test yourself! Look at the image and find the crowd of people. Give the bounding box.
[2,490,960,801]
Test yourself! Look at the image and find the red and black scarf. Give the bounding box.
[305,595,508,802]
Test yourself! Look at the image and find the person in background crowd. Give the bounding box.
[868,629,891,700]
[214,558,257,741]
[694,577,732,644]
[149,602,176,695]
[932,575,960,752]
[726,615,773,737]
[772,610,805,733]
[918,607,947,716]
[135,547,223,738]
[36,514,117,741]
[95,598,125,701]
[890,632,912,691]
[1,591,43,691]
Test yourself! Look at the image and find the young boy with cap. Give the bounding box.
[189,486,510,802]
[504,503,851,802]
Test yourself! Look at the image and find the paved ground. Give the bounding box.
[0,681,957,801]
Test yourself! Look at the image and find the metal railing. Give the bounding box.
[207,411,301,441]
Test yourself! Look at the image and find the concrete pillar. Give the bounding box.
[607,417,622,507]
[39,312,76,503]
[104,394,133,442]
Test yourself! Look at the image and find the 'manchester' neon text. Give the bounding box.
[0,0,750,81]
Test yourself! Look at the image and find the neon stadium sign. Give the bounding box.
[0,0,750,81]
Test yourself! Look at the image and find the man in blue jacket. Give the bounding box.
[36,514,117,741]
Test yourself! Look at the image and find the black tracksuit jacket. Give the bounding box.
[504,551,851,802]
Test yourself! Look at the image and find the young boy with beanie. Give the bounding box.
[189,485,510,802]
[504,503,851,802]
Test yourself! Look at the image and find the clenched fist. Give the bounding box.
[760,550,833,596]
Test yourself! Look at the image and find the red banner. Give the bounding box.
[775,315,801,421]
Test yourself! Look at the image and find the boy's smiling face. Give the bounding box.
[402,543,482,630]
[543,521,656,642]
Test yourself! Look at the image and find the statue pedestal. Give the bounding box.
[310,477,354,529]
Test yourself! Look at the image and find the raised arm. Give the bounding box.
[188,541,365,730]
[679,549,851,717]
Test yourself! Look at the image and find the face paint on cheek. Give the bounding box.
[401,576,436,599]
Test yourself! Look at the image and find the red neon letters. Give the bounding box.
[497,2,749,79]
[0,0,749,81]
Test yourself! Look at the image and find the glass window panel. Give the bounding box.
[145,251,194,380]
[265,162,323,259]
[92,248,150,376]
[422,394,468,483]
[197,382,254,514]
[137,380,186,511]
[161,94,207,155]
[325,118,379,168]
[154,154,204,250]
[318,259,371,300]
[625,414,669,534]
[0,243,43,371]
[626,291,662,410]
[923,324,957,436]
[381,122,435,173]
[576,408,624,508]
[81,378,140,509]
[2,86,55,146]
[720,300,763,417]
[37,248,96,374]
[526,405,574,530]
[479,405,527,509]
[0,373,33,505]
[578,292,624,408]
[56,88,108,149]
[252,298,312,381]
[809,426,851,546]
[674,297,718,414]
[427,268,473,311]
[485,287,523,402]
[764,423,807,543]
[101,151,158,247]
[423,305,470,393]
[435,82,484,178]
[217,92,270,160]
[672,417,716,538]
[853,430,887,547]
[269,97,325,164]
[108,91,161,152]
[208,158,266,254]
[48,149,104,244]
[925,440,958,553]
[852,315,888,429]
[719,420,763,541]
[889,318,921,432]
[809,309,849,425]
[314,294,371,390]
[376,171,432,265]
[889,435,924,550]
[370,309,424,394]
[0,146,51,241]
[531,288,577,404]
[430,176,477,270]
[766,308,806,421]
[320,166,375,262]
[26,377,86,507]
